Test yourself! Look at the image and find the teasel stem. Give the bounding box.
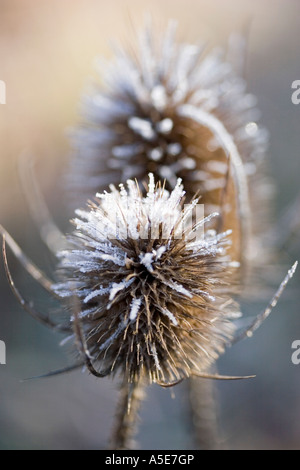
[109,378,146,450]
[188,377,219,450]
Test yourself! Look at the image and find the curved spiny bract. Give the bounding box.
[54,175,240,385]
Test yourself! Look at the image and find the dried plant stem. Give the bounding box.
[109,379,146,450]
[188,377,219,450]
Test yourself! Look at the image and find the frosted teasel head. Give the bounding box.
[67,19,268,211]
[53,175,240,384]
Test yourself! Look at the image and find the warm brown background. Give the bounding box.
[0,0,299,449]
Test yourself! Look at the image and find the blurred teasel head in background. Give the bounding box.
[67,20,271,269]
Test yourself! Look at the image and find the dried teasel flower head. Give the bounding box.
[68,21,268,199]
[67,20,270,266]
[53,175,240,385]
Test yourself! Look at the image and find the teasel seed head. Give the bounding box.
[54,175,240,385]
[67,21,269,268]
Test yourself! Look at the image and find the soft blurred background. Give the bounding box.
[0,0,299,450]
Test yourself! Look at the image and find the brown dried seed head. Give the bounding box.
[54,175,240,384]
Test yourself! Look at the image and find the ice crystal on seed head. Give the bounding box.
[54,175,240,384]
